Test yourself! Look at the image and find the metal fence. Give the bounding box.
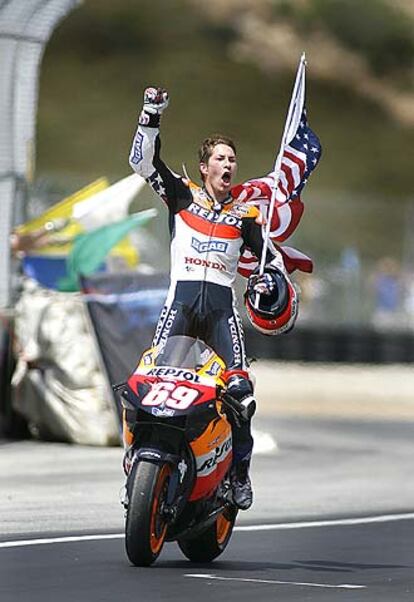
[0,0,79,308]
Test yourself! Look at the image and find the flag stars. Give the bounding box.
[265,106,320,204]
[149,171,166,195]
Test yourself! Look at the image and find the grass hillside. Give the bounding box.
[38,0,414,197]
[35,0,414,262]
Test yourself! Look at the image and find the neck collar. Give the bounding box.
[202,186,233,211]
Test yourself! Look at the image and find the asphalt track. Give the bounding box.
[1,414,414,601]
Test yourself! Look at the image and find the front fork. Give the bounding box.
[124,446,194,522]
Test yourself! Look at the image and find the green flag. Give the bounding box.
[57,209,157,292]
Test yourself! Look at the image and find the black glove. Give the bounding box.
[248,272,275,296]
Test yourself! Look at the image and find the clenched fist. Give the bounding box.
[143,87,169,114]
[138,87,169,126]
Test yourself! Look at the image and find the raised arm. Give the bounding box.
[129,87,191,211]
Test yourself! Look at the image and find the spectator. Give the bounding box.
[371,257,404,329]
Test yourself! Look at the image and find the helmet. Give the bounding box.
[245,267,298,336]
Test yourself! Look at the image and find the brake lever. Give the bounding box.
[220,391,245,418]
[112,381,127,392]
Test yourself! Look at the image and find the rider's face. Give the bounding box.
[200,144,237,202]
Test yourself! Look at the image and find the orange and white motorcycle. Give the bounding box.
[118,335,244,567]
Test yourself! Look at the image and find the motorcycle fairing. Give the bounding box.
[127,341,227,418]
[188,415,232,501]
[124,337,234,503]
[127,373,217,417]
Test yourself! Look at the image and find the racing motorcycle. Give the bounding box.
[116,335,245,567]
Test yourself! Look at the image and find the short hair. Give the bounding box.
[198,134,237,165]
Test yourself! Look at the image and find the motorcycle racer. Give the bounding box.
[128,87,297,510]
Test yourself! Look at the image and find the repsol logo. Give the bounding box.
[148,367,200,382]
[185,257,226,272]
[189,203,242,227]
[197,438,232,473]
[191,237,228,254]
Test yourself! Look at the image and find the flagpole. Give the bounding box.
[254,52,306,308]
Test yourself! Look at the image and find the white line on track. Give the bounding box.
[1,511,413,549]
[235,511,414,531]
[0,533,123,549]
[184,574,366,590]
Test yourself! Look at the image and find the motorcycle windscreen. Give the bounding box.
[127,336,226,416]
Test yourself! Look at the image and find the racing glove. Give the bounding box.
[248,272,275,296]
[138,86,169,127]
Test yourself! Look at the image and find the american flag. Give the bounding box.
[235,55,323,277]
[276,108,321,203]
[235,106,322,277]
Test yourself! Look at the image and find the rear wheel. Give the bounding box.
[125,461,171,566]
[178,506,237,562]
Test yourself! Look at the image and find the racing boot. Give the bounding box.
[231,459,253,510]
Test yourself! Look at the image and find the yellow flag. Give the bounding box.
[17,177,140,267]
[17,178,108,235]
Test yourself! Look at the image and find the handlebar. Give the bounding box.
[112,381,127,392]
[219,389,256,422]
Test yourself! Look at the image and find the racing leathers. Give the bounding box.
[128,111,280,501]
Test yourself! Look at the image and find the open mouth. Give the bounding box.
[221,171,231,185]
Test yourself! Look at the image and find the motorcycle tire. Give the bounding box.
[178,505,237,562]
[125,460,171,566]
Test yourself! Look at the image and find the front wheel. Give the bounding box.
[178,505,238,562]
[125,461,171,566]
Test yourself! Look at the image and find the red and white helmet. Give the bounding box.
[245,267,298,336]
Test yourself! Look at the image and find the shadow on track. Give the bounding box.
[150,558,412,573]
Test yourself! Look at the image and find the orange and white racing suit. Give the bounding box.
[129,119,279,462]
